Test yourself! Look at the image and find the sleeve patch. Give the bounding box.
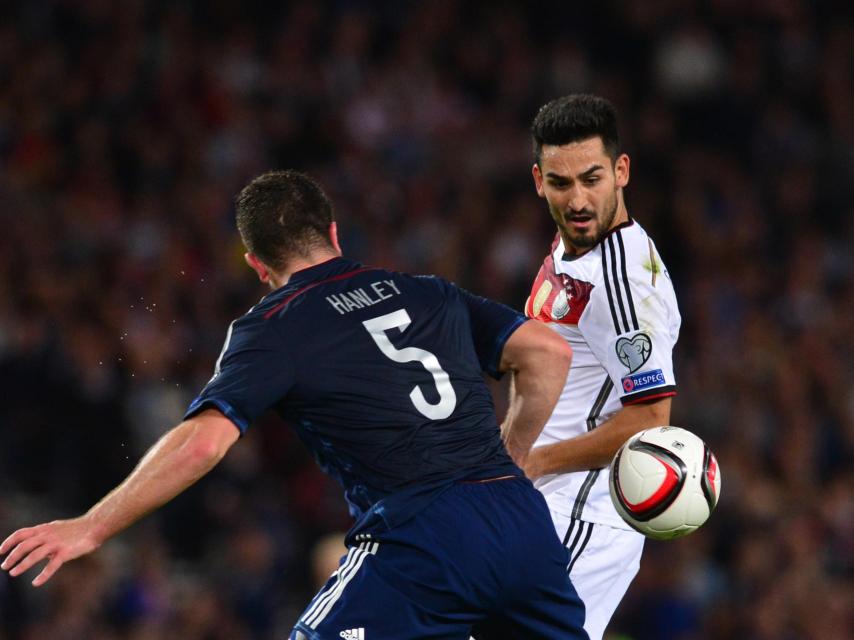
[621,368,666,394]
[615,332,652,373]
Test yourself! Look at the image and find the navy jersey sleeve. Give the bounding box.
[184,314,294,433]
[457,287,527,379]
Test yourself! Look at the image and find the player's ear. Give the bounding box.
[615,153,630,189]
[328,221,342,254]
[532,163,546,198]
[244,252,271,283]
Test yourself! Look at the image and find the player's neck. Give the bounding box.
[268,248,343,289]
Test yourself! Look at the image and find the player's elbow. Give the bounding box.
[546,331,573,363]
[177,418,237,471]
[529,323,572,369]
[540,332,572,377]
[501,320,572,375]
[184,435,227,467]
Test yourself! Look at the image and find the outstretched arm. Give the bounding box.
[523,397,671,478]
[498,321,572,468]
[0,408,239,586]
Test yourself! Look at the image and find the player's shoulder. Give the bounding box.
[395,272,460,299]
[345,267,460,301]
[615,219,659,258]
[614,218,652,250]
[221,297,281,350]
[599,219,672,285]
[582,221,675,314]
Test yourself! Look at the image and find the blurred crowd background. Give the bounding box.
[1,1,852,638]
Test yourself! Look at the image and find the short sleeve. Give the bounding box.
[185,314,295,433]
[456,286,527,379]
[579,268,681,405]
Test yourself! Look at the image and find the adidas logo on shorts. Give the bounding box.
[339,628,365,640]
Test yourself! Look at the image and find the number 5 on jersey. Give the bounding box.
[362,309,457,420]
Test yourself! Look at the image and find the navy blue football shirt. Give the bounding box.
[186,257,527,535]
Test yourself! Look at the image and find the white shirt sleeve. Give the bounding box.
[578,233,681,405]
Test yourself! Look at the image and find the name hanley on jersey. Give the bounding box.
[326,280,402,315]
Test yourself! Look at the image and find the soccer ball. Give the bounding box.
[609,426,721,540]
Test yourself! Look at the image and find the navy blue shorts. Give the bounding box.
[291,476,588,639]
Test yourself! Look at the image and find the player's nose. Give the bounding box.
[568,196,589,214]
[566,186,588,213]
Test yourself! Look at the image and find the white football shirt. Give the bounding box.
[525,219,681,530]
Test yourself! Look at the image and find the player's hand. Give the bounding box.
[0,517,102,587]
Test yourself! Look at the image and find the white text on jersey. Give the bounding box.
[326,280,402,315]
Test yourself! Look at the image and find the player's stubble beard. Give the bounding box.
[552,187,619,253]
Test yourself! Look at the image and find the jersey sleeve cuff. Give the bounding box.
[620,386,676,406]
[486,316,528,379]
[184,397,249,434]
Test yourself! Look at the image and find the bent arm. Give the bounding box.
[498,321,572,467]
[524,397,671,478]
[0,408,239,586]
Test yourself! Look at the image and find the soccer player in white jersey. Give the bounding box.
[521,94,681,640]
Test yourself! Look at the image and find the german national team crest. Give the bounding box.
[616,333,652,373]
[525,250,594,325]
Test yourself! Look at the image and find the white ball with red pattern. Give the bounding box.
[609,426,721,540]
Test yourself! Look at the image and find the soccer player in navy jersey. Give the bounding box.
[1,171,589,639]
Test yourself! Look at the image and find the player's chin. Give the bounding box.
[567,229,600,248]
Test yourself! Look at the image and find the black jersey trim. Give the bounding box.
[603,218,635,239]
[571,376,613,520]
[608,234,631,333]
[621,385,677,405]
[607,236,631,333]
[616,231,640,331]
[561,518,577,546]
[586,377,614,432]
[565,518,587,564]
[600,244,622,333]
[573,470,601,521]
[567,521,594,574]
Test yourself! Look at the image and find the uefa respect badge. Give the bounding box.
[622,368,665,393]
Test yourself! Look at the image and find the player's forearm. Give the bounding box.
[528,398,671,476]
[501,349,571,467]
[83,419,229,544]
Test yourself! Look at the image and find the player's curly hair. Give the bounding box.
[235,170,335,271]
[531,94,620,165]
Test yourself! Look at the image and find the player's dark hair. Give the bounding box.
[235,170,335,271]
[531,94,620,165]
